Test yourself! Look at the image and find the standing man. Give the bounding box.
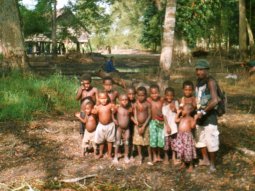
[195,59,220,172]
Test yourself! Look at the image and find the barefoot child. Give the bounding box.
[113,94,133,163]
[148,84,165,163]
[126,86,136,159]
[132,86,152,164]
[179,81,196,109]
[75,100,97,156]
[103,77,119,103]
[175,104,198,172]
[76,74,98,136]
[162,87,179,164]
[93,91,116,159]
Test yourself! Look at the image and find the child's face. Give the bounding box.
[81,80,91,90]
[150,88,160,101]
[99,93,108,106]
[165,91,174,103]
[119,95,129,107]
[85,104,93,115]
[137,91,146,102]
[103,80,113,92]
[127,89,135,101]
[183,85,193,98]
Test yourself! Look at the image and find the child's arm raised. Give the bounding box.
[191,114,199,129]
[76,85,84,101]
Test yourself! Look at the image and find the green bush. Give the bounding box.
[0,71,79,121]
[0,53,3,61]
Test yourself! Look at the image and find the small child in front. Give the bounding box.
[76,74,98,136]
[148,84,165,163]
[75,100,97,157]
[175,104,198,172]
[103,77,119,103]
[162,87,179,164]
[132,86,152,164]
[179,81,196,109]
[113,94,133,164]
[93,91,116,159]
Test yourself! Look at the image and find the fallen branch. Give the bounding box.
[0,183,11,191]
[236,147,255,157]
[60,174,97,183]
[143,180,152,189]
[12,185,26,191]
[44,128,59,134]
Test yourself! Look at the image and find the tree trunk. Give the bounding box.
[246,18,255,57]
[51,0,57,56]
[158,0,176,91]
[239,0,247,59]
[0,0,27,70]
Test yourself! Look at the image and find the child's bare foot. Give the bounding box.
[112,157,118,164]
[137,156,143,165]
[95,154,103,159]
[106,154,113,160]
[156,157,163,162]
[163,159,170,165]
[209,165,216,172]
[179,162,185,170]
[199,159,210,166]
[187,166,193,173]
[124,157,130,164]
[173,159,181,166]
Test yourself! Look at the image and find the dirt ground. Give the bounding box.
[0,54,255,191]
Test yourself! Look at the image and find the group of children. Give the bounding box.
[75,75,200,172]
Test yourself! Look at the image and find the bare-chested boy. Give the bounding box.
[147,84,165,163]
[93,91,116,159]
[175,104,198,172]
[75,101,97,157]
[113,94,133,164]
[76,74,98,136]
[179,81,196,109]
[103,77,118,103]
[132,86,152,165]
[127,86,136,159]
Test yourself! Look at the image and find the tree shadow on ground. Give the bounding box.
[0,122,63,181]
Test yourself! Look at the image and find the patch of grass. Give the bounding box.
[0,53,3,61]
[0,70,79,121]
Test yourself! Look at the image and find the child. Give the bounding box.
[132,86,152,164]
[175,104,198,172]
[179,81,197,109]
[93,91,116,159]
[76,74,98,136]
[113,94,133,163]
[103,77,119,103]
[75,100,97,157]
[147,84,165,163]
[127,86,136,159]
[162,87,179,164]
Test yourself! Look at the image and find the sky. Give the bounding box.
[21,0,73,9]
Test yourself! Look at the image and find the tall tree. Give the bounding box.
[0,0,27,70]
[158,0,176,89]
[239,0,247,59]
[51,0,57,56]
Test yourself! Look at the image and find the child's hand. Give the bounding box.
[166,126,171,134]
[134,120,139,126]
[138,127,144,136]
[75,112,80,118]
[170,103,176,112]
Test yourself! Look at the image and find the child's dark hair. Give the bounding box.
[103,76,113,83]
[183,80,194,89]
[137,86,147,95]
[127,86,136,93]
[80,74,91,82]
[165,87,175,95]
[150,84,160,91]
[81,96,95,105]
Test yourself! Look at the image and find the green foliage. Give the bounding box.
[139,2,164,51]
[0,71,79,121]
[0,53,3,61]
[19,1,51,37]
